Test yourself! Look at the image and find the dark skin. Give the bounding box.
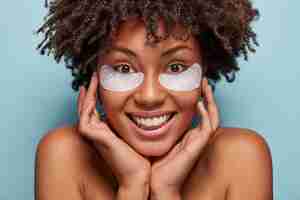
[35,18,273,200]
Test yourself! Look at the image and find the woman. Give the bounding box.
[34,0,273,199]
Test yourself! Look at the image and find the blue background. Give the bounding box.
[0,1,299,199]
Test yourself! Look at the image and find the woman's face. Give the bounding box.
[96,18,204,158]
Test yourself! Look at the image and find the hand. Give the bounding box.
[150,78,220,195]
[77,72,151,188]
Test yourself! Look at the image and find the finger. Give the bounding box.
[196,100,212,133]
[89,112,110,143]
[80,97,95,126]
[205,84,220,131]
[90,109,99,124]
[77,86,86,117]
[79,101,112,148]
[179,100,212,157]
[82,72,98,111]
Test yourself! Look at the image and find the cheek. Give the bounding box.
[99,88,131,135]
[99,87,128,114]
[171,91,199,130]
[174,91,199,113]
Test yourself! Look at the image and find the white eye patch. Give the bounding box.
[99,64,144,92]
[99,63,202,92]
[159,63,202,91]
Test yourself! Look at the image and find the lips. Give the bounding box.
[126,112,176,130]
[127,110,176,118]
[126,111,177,140]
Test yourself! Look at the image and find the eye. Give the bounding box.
[166,63,188,74]
[113,63,135,73]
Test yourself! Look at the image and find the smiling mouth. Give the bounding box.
[126,112,177,131]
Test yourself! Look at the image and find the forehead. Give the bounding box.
[109,17,201,55]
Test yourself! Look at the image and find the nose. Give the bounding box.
[133,72,167,110]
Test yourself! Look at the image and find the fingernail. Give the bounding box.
[197,100,204,109]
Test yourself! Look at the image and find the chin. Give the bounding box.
[133,140,174,157]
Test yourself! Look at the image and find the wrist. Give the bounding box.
[150,188,181,200]
[150,182,180,195]
[120,169,151,190]
[118,182,150,200]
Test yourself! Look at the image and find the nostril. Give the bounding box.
[132,76,168,109]
[133,95,165,109]
[133,92,167,109]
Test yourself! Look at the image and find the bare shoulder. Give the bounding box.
[36,124,97,171]
[207,127,273,199]
[207,127,273,170]
[37,124,80,149]
[210,127,272,156]
[37,123,112,168]
[37,124,92,155]
[36,124,116,199]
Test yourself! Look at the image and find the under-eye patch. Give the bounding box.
[159,63,202,91]
[99,64,144,92]
[99,63,202,92]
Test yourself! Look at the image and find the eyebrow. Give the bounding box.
[107,45,193,58]
[161,45,193,57]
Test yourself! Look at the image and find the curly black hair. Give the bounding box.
[36,0,259,92]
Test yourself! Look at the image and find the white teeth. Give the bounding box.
[132,114,171,127]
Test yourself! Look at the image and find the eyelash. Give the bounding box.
[113,63,136,73]
[112,62,188,74]
[166,63,188,74]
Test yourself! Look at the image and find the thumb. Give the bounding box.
[196,98,212,133]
